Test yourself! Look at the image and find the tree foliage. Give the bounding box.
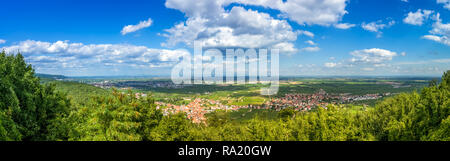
[0,51,70,141]
[67,89,162,141]
[368,71,450,141]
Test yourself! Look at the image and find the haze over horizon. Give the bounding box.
[37,73,442,78]
[1,0,449,77]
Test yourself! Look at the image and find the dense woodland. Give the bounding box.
[0,51,449,141]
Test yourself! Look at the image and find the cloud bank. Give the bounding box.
[162,0,350,53]
[2,40,189,75]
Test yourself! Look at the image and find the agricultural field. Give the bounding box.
[80,77,432,104]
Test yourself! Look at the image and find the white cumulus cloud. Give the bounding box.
[121,18,153,35]
[162,5,298,53]
[362,20,395,37]
[300,46,320,52]
[0,39,5,44]
[297,30,315,38]
[305,40,316,46]
[422,13,450,46]
[272,42,299,54]
[334,23,355,29]
[163,0,350,54]
[403,9,433,26]
[423,35,450,46]
[324,62,337,68]
[1,40,190,71]
[234,0,349,26]
[350,48,397,64]
[437,0,450,10]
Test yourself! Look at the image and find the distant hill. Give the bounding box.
[36,73,67,79]
[46,81,110,106]
[36,73,112,106]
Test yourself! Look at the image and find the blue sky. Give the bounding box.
[0,0,449,76]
